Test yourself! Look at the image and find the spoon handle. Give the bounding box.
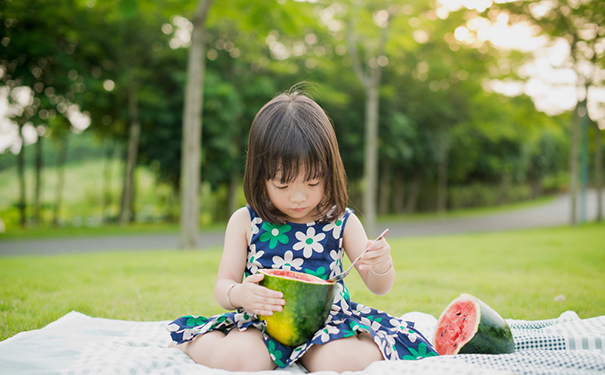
[328,228,389,282]
[348,228,390,271]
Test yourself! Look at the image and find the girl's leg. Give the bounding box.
[170,328,276,372]
[300,332,383,373]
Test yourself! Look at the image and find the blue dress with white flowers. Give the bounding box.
[166,206,437,367]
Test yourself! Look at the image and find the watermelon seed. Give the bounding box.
[456,312,461,316]
[454,343,458,348]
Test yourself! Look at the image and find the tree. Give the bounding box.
[345,2,393,237]
[499,0,605,224]
[179,0,214,249]
[1,0,89,227]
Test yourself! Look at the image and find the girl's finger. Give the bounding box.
[253,285,283,299]
[254,302,283,315]
[245,273,264,284]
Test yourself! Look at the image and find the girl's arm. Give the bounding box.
[342,214,395,295]
[214,207,285,315]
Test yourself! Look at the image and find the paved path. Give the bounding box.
[0,190,602,257]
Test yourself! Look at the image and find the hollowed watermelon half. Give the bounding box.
[258,269,337,346]
[434,294,515,355]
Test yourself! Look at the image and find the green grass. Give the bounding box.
[1,222,604,342]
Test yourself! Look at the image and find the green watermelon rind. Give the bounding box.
[435,293,515,355]
[258,269,337,347]
[459,296,515,354]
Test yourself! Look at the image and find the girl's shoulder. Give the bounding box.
[227,207,255,245]
[227,207,253,231]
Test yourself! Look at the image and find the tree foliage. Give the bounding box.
[1,0,588,228]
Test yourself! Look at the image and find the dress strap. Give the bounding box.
[245,205,258,221]
[245,205,263,247]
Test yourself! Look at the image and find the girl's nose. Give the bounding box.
[290,189,306,203]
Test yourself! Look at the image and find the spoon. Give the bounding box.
[328,228,389,283]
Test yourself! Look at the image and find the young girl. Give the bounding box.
[167,90,437,372]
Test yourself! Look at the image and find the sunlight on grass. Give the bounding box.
[1,222,604,341]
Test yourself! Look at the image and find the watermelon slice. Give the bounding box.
[258,269,337,346]
[434,294,515,355]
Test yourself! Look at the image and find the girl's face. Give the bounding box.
[265,170,325,223]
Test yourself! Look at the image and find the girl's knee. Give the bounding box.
[216,329,276,372]
[171,330,275,371]
[301,335,383,373]
[223,337,275,370]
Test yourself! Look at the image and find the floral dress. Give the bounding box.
[166,206,438,368]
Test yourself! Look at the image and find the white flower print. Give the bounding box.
[247,244,264,274]
[251,216,263,237]
[380,333,398,358]
[315,325,340,343]
[328,249,342,278]
[289,342,309,362]
[272,251,303,271]
[389,318,410,331]
[354,303,372,315]
[360,316,382,331]
[389,318,418,342]
[182,329,199,342]
[323,217,345,239]
[332,284,346,306]
[293,227,325,258]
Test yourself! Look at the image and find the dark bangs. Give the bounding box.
[264,121,328,185]
[244,92,348,225]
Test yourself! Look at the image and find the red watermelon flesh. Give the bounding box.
[434,294,515,355]
[263,269,333,283]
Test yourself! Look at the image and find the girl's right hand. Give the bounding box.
[231,273,286,316]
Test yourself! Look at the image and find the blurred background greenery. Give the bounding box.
[0,0,603,234]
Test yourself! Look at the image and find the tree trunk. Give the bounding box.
[17,125,27,228]
[119,88,141,225]
[569,104,579,225]
[34,128,43,226]
[579,86,589,223]
[228,166,240,217]
[179,0,214,249]
[405,170,423,214]
[378,160,390,216]
[228,120,242,217]
[53,134,69,226]
[594,122,603,222]
[102,141,115,223]
[391,171,405,214]
[346,9,390,238]
[167,186,178,222]
[436,132,450,214]
[363,81,379,236]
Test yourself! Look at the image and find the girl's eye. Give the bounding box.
[275,184,288,190]
[308,181,321,187]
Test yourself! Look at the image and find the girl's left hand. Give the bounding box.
[357,237,392,275]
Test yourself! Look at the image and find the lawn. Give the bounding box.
[1,221,604,342]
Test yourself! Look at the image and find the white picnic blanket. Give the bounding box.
[1,310,604,375]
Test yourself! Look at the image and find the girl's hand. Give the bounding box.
[230,273,286,316]
[357,237,392,275]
